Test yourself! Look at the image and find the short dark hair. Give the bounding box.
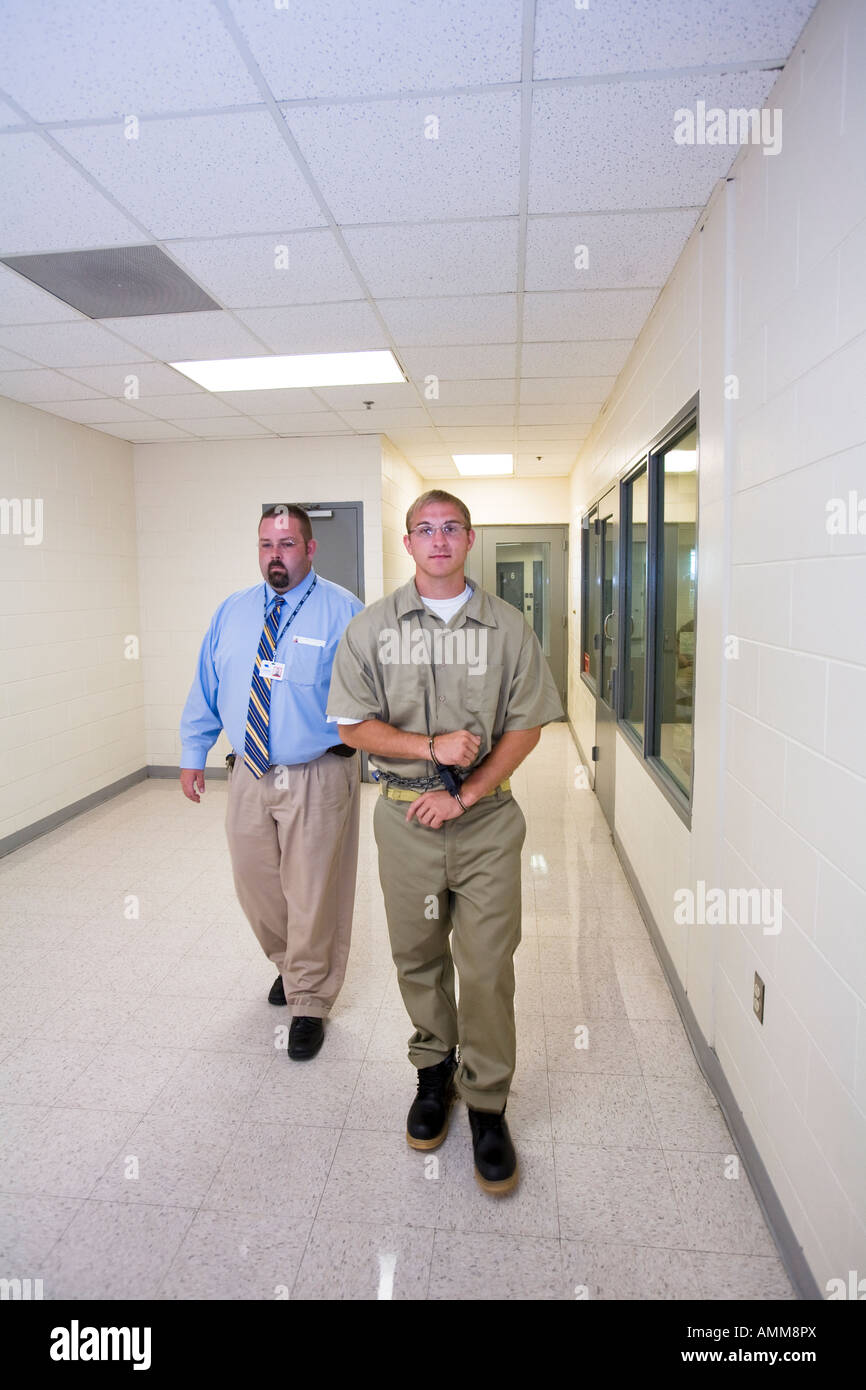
[405,489,472,534]
[259,504,312,544]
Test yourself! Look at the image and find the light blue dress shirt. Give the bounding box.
[180,568,364,769]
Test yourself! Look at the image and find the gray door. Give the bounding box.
[467,524,568,710]
[592,486,619,829]
[264,500,364,599]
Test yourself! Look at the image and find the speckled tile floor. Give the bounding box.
[0,725,797,1299]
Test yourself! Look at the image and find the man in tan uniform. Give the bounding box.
[327,489,563,1193]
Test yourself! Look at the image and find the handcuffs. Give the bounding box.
[428,735,468,813]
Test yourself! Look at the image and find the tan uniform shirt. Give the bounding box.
[326,577,564,783]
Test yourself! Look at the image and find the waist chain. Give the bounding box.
[378,769,464,792]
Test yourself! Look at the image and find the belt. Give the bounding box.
[380,778,510,804]
[226,747,355,769]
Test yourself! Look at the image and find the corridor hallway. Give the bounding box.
[0,725,795,1299]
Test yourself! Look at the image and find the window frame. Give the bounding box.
[581,395,699,829]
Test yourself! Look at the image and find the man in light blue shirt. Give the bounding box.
[180,504,363,1061]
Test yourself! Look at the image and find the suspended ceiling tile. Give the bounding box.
[343,221,520,299]
[232,0,523,100]
[521,340,633,376]
[398,344,517,381]
[0,133,144,256]
[529,71,779,214]
[427,404,516,428]
[62,362,194,395]
[524,289,658,342]
[437,426,515,443]
[336,408,431,431]
[94,421,194,441]
[519,403,599,426]
[517,425,588,442]
[178,417,276,438]
[216,388,331,414]
[0,98,23,126]
[0,346,39,370]
[246,413,354,435]
[533,0,815,79]
[0,369,103,402]
[384,429,447,454]
[235,301,388,354]
[168,231,364,308]
[97,311,266,361]
[525,209,701,291]
[129,394,242,421]
[435,379,516,406]
[33,398,149,425]
[382,295,516,346]
[315,382,419,410]
[0,264,86,325]
[284,92,522,224]
[54,113,326,241]
[516,454,576,476]
[0,319,149,367]
[0,0,261,121]
[519,376,616,404]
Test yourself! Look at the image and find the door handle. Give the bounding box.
[603,611,616,640]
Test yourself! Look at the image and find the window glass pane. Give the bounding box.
[586,514,601,683]
[656,426,697,795]
[495,541,550,654]
[624,468,648,737]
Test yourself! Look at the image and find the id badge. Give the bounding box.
[260,660,285,680]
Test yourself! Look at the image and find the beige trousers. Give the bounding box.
[373,786,526,1111]
[225,752,360,1017]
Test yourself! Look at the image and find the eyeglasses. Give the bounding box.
[409,523,468,539]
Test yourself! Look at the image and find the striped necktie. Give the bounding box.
[243,595,285,778]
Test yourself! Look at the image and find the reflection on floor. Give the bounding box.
[0,724,796,1300]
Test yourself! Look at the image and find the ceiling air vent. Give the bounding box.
[0,244,219,318]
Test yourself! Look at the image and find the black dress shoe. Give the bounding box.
[406,1049,457,1150]
[288,1015,324,1060]
[268,975,286,1006]
[468,1105,519,1195]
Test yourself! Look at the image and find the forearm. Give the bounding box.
[459,728,541,808]
[338,719,429,760]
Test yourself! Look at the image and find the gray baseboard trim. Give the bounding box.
[147,765,228,780]
[0,768,148,860]
[613,830,821,1302]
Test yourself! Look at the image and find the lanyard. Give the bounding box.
[265,572,317,649]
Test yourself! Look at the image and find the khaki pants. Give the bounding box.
[373,786,526,1112]
[226,752,360,1018]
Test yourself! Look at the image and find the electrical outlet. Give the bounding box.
[753,972,765,1024]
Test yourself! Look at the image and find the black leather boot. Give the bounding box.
[468,1105,519,1195]
[406,1049,458,1150]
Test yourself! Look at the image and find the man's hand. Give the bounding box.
[180,768,206,803]
[430,730,481,767]
[406,789,464,829]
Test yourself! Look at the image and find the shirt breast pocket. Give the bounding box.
[462,664,503,720]
[285,638,330,687]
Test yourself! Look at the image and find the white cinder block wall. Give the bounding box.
[568,0,866,1289]
[0,397,145,843]
[381,438,423,594]
[133,434,383,769]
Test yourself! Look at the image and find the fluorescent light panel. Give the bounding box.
[169,350,405,392]
[452,454,514,476]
